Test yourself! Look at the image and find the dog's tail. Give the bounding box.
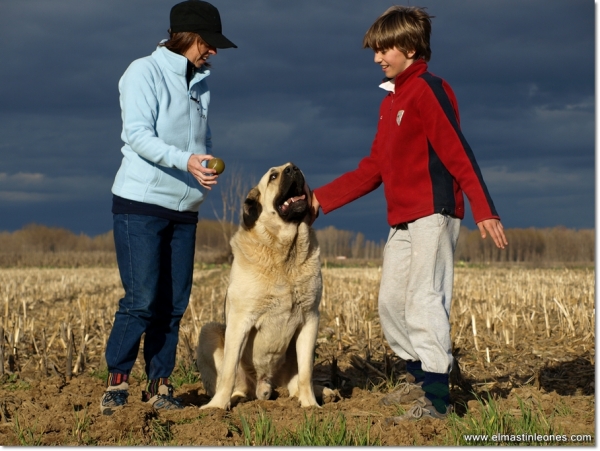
[196,322,226,397]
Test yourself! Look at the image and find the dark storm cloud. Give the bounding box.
[0,0,594,239]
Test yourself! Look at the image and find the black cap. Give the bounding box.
[170,0,237,49]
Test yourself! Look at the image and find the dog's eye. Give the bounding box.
[270,173,278,181]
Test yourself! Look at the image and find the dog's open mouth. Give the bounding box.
[275,178,308,221]
[278,194,306,214]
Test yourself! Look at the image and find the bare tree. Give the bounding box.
[210,164,255,256]
[351,232,365,259]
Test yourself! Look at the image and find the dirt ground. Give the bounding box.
[0,342,595,446]
[0,266,595,445]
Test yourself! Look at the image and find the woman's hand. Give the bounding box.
[187,154,219,190]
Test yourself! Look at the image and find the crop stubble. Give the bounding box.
[0,265,594,445]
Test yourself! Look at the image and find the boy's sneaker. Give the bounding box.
[379,381,425,405]
[385,396,453,424]
[405,372,419,384]
[100,382,129,416]
[142,384,184,411]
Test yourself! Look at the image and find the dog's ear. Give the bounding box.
[242,187,262,230]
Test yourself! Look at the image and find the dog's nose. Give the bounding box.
[284,164,299,174]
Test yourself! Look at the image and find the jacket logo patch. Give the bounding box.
[396,110,405,126]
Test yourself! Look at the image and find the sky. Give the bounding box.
[0,0,595,242]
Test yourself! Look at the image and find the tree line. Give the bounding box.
[0,222,593,267]
[316,225,594,264]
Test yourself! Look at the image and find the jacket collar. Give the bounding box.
[152,43,210,83]
[379,59,428,93]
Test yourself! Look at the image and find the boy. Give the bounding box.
[310,6,507,421]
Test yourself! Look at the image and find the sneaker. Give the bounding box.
[100,382,129,416]
[142,384,184,411]
[379,381,425,406]
[385,396,453,424]
[405,372,418,384]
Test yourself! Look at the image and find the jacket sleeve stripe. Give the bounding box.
[419,73,498,218]
[427,140,456,215]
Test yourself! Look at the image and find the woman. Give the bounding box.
[101,0,236,415]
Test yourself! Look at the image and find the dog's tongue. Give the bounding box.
[281,194,306,212]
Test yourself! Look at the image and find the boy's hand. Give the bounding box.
[477,219,508,249]
[308,192,321,226]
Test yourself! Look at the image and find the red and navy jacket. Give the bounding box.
[314,59,500,226]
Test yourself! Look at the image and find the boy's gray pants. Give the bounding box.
[378,213,461,375]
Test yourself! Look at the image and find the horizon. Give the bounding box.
[2,220,594,241]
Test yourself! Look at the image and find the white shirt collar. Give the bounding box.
[379,78,395,93]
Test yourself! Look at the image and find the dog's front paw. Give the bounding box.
[321,387,341,404]
[200,396,231,410]
[298,395,320,408]
[256,379,273,400]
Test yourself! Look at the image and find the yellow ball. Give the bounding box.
[207,157,225,175]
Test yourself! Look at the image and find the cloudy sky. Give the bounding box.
[0,0,594,242]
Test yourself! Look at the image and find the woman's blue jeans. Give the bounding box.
[105,214,196,380]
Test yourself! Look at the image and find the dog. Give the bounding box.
[196,163,323,410]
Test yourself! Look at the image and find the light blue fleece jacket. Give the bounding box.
[111,44,212,212]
